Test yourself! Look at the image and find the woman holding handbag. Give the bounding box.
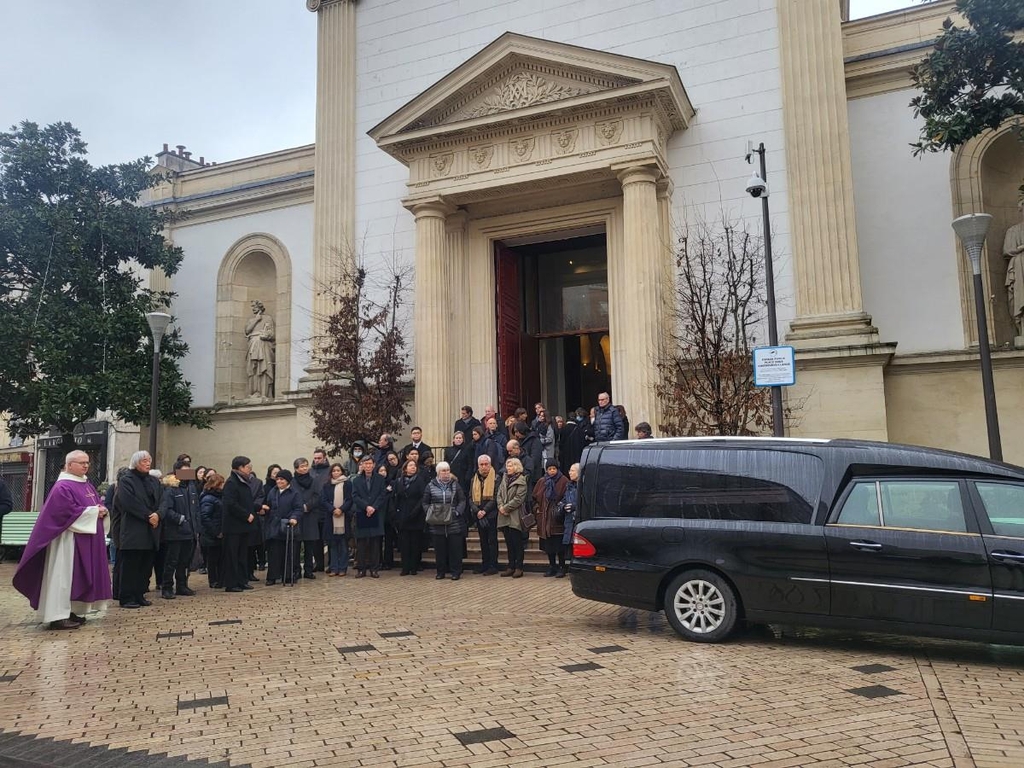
[422,461,467,580]
[496,457,529,579]
[533,459,569,577]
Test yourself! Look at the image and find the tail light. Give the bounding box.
[572,533,596,558]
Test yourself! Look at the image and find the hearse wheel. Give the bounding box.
[664,569,739,643]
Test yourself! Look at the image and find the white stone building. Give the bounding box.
[134,0,1024,474]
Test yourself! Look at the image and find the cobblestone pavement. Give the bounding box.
[2,563,1024,768]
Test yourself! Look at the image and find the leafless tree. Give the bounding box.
[656,215,774,436]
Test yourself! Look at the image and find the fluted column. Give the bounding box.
[445,210,469,415]
[412,200,455,447]
[306,0,357,373]
[778,0,876,346]
[613,163,664,430]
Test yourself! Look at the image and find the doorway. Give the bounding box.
[495,233,610,419]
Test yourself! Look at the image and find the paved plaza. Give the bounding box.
[1,564,1024,768]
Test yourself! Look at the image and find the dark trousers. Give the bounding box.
[398,529,423,573]
[382,524,397,569]
[433,532,465,577]
[161,540,191,591]
[111,548,121,598]
[202,544,222,587]
[542,537,566,571]
[355,535,381,573]
[222,532,249,590]
[502,527,525,570]
[267,538,299,584]
[314,538,325,571]
[477,523,499,572]
[302,540,320,576]
[119,549,154,605]
[152,546,165,592]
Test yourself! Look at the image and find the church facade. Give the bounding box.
[136,0,1024,474]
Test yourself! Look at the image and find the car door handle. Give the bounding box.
[990,551,1024,563]
[850,540,882,551]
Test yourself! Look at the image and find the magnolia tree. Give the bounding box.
[656,216,774,436]
[310,256,412,456]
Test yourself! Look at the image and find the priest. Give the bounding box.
[12,450,112,630]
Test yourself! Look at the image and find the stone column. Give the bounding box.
[445,210,469,414]
[613,162,664,431]
[412,199,455,447]
[305,0,356,377]
[778,0,875,347]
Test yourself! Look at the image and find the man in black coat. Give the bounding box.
[453,406,481,441]
[113,451,162,608]
[222,456,256,593]
[513,422,543,485]
[293,457,324,578]
[308,448,330,572]
[400,427,432,463]
[559,408,591,471]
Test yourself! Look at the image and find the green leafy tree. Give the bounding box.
[0,120,209,451]
[911,0,1024,164]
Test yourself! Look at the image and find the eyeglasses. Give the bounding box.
[70,460,90,466]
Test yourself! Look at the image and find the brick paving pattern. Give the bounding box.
[1,562,1024,767]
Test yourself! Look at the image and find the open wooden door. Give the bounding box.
[495,242,522,419]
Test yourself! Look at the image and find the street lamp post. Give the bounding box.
[951,214,1003,461]
[746,142,784,438]
[145,311,172,466]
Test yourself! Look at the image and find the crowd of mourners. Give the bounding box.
[104,397,651,608]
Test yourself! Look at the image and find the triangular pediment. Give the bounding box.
[369,32,694,146]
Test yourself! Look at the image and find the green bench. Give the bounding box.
[0,511,39,562]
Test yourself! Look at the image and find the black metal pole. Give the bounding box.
[148,343,161,465]
[971,272,1002,461]
[758,144,785,438]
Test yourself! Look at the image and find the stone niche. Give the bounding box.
[215,233,292,404]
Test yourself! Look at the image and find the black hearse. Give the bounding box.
[569,438,1024,644]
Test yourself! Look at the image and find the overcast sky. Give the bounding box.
[0,0,926,168]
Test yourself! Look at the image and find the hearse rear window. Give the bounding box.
[594,448,821,523]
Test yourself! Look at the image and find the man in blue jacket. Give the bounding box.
[592,392,625,442]
[351,455,387,578]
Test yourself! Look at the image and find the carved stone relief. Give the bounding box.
[552,127,579,155]
[431,151,454,177]
[470,144,494,169]
[462,72,585,119]
[509,136,536,162]
[596,119,623,146]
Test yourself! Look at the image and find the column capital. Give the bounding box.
[613,162,661,187]
[407,197,457,220]
[306,0,354,12]
[445,208,469,234]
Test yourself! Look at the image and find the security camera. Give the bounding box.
[746,171,769,198]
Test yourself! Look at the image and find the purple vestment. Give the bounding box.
[12,476,113,609]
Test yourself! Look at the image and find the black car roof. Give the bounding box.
[593,437,1024,481]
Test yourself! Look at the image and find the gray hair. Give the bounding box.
[129,450,151,469]
[64,449,88,467]
[435,461,451,472]
[477,454,492,465]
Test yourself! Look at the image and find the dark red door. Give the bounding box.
[495,242,522,419]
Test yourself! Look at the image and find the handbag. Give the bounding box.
[425,503,454,526]
[552,502,567,526]
[520,508,537,529]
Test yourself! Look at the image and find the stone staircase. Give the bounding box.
[417,532,555,571]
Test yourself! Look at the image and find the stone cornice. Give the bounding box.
[305,0,354,11]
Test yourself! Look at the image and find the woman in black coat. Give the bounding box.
[264,469,303,586]
[293,458,323,578]
[393,460,427,576]
[199,472,225,588]
[444,431,474,498]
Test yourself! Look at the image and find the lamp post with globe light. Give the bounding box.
[145,311,172,466]
[951,213,1002,461]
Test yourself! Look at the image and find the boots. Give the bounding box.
[161,588,176,600]
[512,569,524,579]
[499,568,514,577]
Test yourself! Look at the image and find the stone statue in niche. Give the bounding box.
[1004,198,1024,347]
[245,300,276,398]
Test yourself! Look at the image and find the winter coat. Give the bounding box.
[473,434,502,470]
[199,491,224,548]
[401,440,432,462]
[454,416,481,439]
[443,443,474,495]
[159,476,197,542]
[468,469,499,530]
[517,432,544,487]
[266,485,304,541]
[246,472,266,547]
[344,440,368,478]
[532,473,569,540]
[222,471,255,536]
[561,481,579,547]
[320,478,353,537]
[393,473,427,532]
[558,421,589,473]
[495,472,528,532]
[421,477,467,536]
[115,469,162,551]
[536,423,556,460]
[351,471,387,538]
[592,404,625,442]
[293,473,323,542]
